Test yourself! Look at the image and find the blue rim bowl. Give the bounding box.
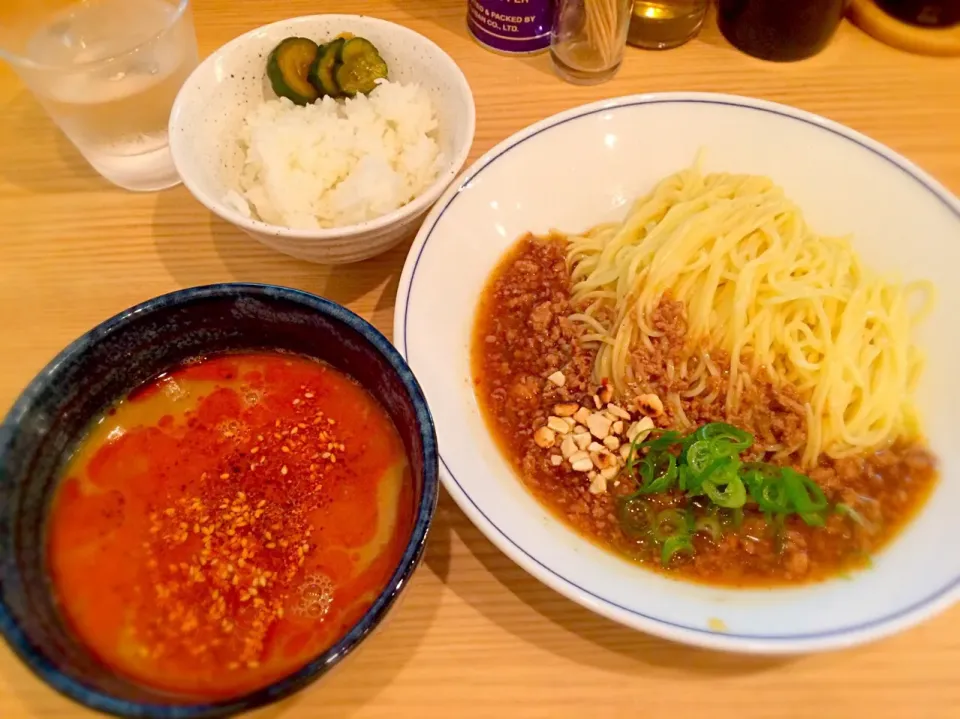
[0,283,439,718]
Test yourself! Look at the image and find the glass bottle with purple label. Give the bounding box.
[468,0,556,54]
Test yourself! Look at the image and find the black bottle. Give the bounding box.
[718,0,847,62]
[876,0,960,27]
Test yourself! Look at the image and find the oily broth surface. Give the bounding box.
[47,352,414,699]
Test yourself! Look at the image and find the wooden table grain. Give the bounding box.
[1,1,959,717]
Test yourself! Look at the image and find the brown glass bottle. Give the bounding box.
[717,0,847,62]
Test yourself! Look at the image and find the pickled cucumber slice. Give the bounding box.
[334,37,389,96]
[266,37,319,105]
[308,38,345,98]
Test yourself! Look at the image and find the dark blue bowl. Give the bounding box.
[0,283,439,718]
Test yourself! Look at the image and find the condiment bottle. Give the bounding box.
[468,0,556,54]
[627,0,708,49]
[876,0,959,27]
[717,0,847,61]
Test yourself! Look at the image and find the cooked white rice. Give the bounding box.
[231,80,442,229]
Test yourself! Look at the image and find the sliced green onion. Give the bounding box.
[768,512,787,554]
[612,421,835,548]
[741,461,779,494]
[636,452,677,494]
[617,497,655,538]
[678,464,691,492]
[694,515,722,542]
[703,473,747,509]
[693,422,754,451]
[799,511,827,527]
[685,439,723,476]
[661,535,694,566]
[635,430,685,453]
[624,434,644,478]
[782,468,828,514]
[687,454,739,498]
[652,509,688,543]
[759,482,791,513]
[741,462,780,479]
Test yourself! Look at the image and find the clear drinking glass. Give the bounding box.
[550,0,634,85]
[0,0,199,191]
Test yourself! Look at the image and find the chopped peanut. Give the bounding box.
[546,416,571,434]
[626,416,656,442]
[591,450,617,471]
[571,457,593,473]
[612,420,624,435]
[573,407,592,425]
[637,393,664,416]
[546,371,566,387]
[560,435,578,459]
[600,466,619,480]
[586,412,612,440]
[534,426,556,448]
[588,475,607,495]
[574,433,591,451]
[603,435,621,451]
[607,404,631,420]
[553,403,579,417]
[550,454,563,466]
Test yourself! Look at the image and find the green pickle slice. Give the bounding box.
[266,37,319,105]
[334,37,389,96]
[309,38,345,98]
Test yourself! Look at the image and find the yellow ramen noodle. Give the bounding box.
[565,165,933,466]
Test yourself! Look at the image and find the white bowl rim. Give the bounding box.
[394,91,960,654]
[168,14,477,241]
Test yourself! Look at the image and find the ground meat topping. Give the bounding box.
[473,234,938,586]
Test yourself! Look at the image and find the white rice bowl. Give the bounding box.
[232,80,443,230]
[169,14,476,264]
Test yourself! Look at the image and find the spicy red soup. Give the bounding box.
[47,352,413,699]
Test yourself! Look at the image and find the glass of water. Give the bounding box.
[0,0,199,191]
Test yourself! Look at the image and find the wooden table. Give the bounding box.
[2,1,959,717]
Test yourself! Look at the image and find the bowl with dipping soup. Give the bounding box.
[0,283,438,717]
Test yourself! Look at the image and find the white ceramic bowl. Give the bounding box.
[395,93,960,654]
[169,15,475,264]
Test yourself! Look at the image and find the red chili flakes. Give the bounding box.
[141,398,344,669]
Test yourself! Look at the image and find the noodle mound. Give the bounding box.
[566,165,933,466]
